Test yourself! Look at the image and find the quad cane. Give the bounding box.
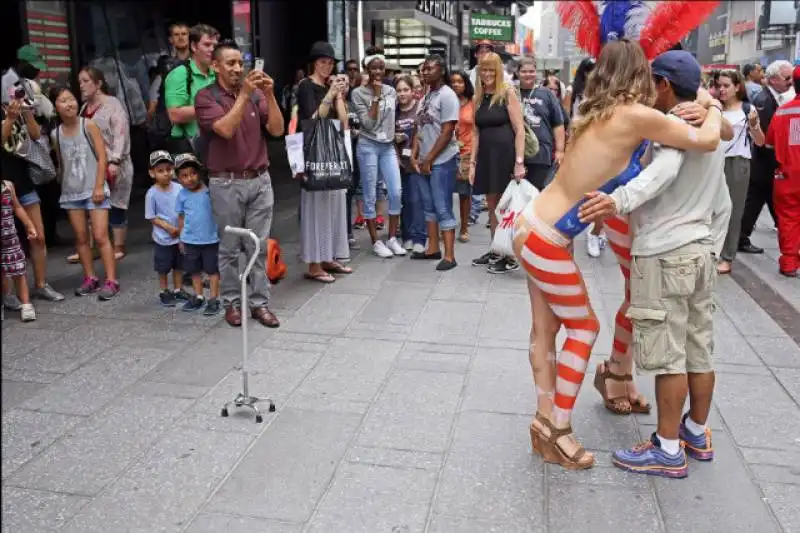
[220,226,276,423]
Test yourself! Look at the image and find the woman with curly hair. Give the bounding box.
[511,39,724,470]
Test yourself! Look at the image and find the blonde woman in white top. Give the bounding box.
[716,69,765,275]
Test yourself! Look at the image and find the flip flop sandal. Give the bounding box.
[717,267,731,275]
[458,232,470,243]
[593,361,633,415]
[628,394,651,414]
[323,263,353,275]
[114,251,127,261]
[304,271,336,283]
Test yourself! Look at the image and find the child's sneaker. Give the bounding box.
[75,276,100,296]
[98,280,120,301]
[20,303,36,322]
[203,298,221,316]
[182,295,205,312]
[353,216,365,229]
[376,216,385,230]
[159,290,176,307]
[173,288,191,301]
[679,413,714,461]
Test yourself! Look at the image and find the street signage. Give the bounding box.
[470,13,515,43]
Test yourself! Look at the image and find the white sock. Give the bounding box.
[656,433,681,456]
[684,415,706,436]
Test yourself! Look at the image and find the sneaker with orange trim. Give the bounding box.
[679,413,714,461]
[612,433,688,479]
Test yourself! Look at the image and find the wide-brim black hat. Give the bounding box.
[309,41,339,62]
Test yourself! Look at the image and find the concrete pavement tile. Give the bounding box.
[385,259,444,285]
[21,346,173,416]
[186,513,302,533]
[207,408,361,523]
[410,300,484,345]
[430,263,493,302]
[357,408,457,453]
[716,278,787,337]
[642,427,781,533]
[265,331,333,345]
[347,446,443,471]
[713,373,800,449]
[1,380,47,412]
[774,367,800,403]
[61,427,253,533]
[428,514,544,533]
[324,259,397,293]
[713,315,768,366]
[1,486,91,533]
[488,272,528,294]
[565,390,642,453]
[353,283,431,326]
[1,312,85,333]
[371,369,465,414]
[749,335,800,368]
[396,350,471,373]
[288,338,398,414]
[305,463,437,533]
[281,292,370,335]
[478,292,532,343]
[8,394,194,495]
[269,276,327,312]
[434,451,545,523]
[127,380,210,399]
[750,463,800,485]
[5,329,115,374]
[462,348,535,416]
[761,484,800,533]
[1,409,83,479]
[546,452,650,489]
[0,328,64,358]
[449,411,533,455]
[713,362,772,375]
[548,484,660,532]
[0,368,63,384]
[476,337,531,350]
[740,446,800,468]
[117,320,209,344]
[343,325,410,342]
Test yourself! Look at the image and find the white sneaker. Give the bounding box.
[387,237,407,256]
[412,243,425,254]
[403,239,414,250]
[373,241,394,258]
[20,303,36,322]
[586,233,602,258]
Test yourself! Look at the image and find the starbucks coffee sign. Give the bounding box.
[470,13,515,43]
[416,0,456,27]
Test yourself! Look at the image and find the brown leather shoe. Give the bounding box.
[224,306,242,327]
[251,307,280,328]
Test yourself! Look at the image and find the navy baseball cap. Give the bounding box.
[651,51,701,95]
[148,150,173,168]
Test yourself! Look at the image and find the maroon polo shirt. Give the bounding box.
[195,83,269,174]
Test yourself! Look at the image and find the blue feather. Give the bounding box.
[599,1,633,44]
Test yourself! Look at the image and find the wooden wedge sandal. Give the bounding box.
[594,360,651,415]
[534,415,595,470]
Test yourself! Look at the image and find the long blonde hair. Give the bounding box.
[571,39,655,142]
[473,52,508,109]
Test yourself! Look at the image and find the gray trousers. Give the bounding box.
[209,172,274,309]
[721,156,751,263]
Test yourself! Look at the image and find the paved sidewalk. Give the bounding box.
[2,207,799,533]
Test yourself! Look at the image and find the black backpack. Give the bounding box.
[147,58,193,150]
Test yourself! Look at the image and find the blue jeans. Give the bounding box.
[414,155,458,231]
[355,137,402,219]
[470,195,483,223]
[401,172,426,245]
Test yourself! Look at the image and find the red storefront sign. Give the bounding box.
[732,20,756,36]
[26,7,72,85]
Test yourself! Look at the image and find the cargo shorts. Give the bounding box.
[626,242,717,376]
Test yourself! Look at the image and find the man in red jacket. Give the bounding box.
[766,64,800,277]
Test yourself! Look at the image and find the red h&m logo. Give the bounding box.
[499,210,517,229]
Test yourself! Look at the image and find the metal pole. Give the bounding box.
[357,0,365,65]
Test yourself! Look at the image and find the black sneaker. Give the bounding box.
[488,257,519,274]
[436,259,457,271]
[182,295,206,312]
[159,290,176,307]
[173,288,191,301]
[472,252,500,266]
[203,298,221,316]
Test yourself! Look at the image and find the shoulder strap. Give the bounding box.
[185,60,193,96]
[81,118,99,161]
[742,101,751,117]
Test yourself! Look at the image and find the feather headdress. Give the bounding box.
[556,0,720,60]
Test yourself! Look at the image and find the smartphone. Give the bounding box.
[253,58,265,72]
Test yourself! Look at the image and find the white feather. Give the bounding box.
[624,1,652,41]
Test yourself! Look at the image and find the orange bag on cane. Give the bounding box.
[266,239,287,284]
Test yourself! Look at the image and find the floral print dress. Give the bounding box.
[1,181,26,278]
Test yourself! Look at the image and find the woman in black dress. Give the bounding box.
[469,52,526,273]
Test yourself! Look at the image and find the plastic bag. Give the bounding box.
[490,179,539,257]
[300,118,352,191]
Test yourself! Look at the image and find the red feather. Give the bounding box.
[639,1,720,59]
[556,0,601,58]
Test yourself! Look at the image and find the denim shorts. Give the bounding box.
[109,206,128,228]
[60,197,111,211]
[153,243,182,274]
[18,190,41,207]
[182,242,219,275]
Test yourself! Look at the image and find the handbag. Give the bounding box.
[299,118,352,191]
[17,134,57,186]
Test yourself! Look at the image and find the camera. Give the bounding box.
[14,87,26,100]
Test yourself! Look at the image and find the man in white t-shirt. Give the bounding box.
[468,40,512,88]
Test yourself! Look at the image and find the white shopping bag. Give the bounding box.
[285,132,304,177]
[490,179,539,257]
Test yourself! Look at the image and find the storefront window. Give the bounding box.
[233,0,254,70]
[25,0,72,89]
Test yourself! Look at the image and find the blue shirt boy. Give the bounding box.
[145,181,183,245]
[176,187,219,245]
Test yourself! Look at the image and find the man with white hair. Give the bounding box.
[738,60,795,254]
